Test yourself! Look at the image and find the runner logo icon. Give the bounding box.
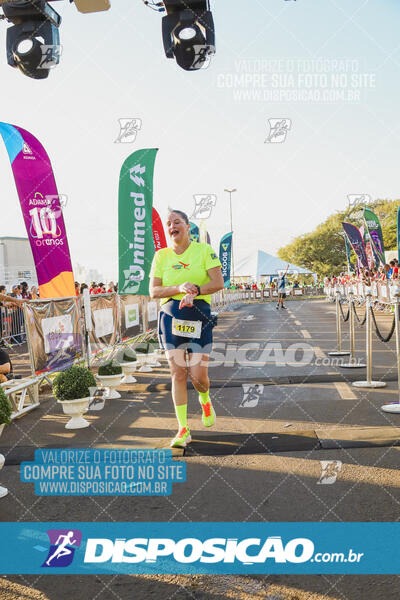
[38,45,62,69]
[318,461,342,485]
[240,384,264,408]
[347,194,370,209]
[42,529,82,567]
[265,119,291,143]
[115,118,142,144]
[191,194,217,219]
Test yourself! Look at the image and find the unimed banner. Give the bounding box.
[363,208,385,265]
[342,222,368,268]
[219,232,232,287]
[118,148,158,296]
[24,298,84,374]
[0,123,75,299]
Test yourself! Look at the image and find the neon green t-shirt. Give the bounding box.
[149,242,222,305]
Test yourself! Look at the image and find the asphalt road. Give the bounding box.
[1,299,400,600]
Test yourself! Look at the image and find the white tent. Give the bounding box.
[235,250,313,279]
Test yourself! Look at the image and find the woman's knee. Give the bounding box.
[171,367,188,384]
[189,369,209,390]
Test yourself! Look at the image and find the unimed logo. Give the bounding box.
[83,536,315,565]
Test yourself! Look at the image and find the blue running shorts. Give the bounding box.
[158,299,214,354]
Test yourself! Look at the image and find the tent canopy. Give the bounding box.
[235,250,313,279]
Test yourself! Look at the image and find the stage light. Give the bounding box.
[2,0,61,79]
[161,0,215,71]
[178,27,196,41]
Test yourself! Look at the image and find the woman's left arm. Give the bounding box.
[197,266,224,295]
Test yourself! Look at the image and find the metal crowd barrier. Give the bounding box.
[325,282,398,305]
[9,287,322,422]
[327,284,400,413]
[0,305,26,346]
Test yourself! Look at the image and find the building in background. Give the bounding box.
[0,237,37,290]
[73,263,105,285]
[0,239,111,292]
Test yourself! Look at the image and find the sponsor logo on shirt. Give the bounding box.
[172,262,190,270]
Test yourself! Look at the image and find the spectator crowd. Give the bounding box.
[0,281,119,301]
[324,259,400,287]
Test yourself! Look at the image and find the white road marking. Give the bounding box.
[301,329,312,339]
[314,346,325,359]
[334,382,357,400]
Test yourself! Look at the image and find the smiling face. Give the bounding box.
[166,212,190,246]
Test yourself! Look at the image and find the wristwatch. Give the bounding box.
[195,285,201,296]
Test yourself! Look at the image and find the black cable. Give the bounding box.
[339,300,350,322]
[352,302,367,327]
[370,305,396,343]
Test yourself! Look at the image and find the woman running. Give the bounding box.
[149,210,224,447]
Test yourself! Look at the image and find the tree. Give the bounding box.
[277,199,399,277]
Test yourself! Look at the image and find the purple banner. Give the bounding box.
[342,222,368,269]
[0,122,75,298]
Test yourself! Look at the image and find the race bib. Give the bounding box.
[172,318,202,338]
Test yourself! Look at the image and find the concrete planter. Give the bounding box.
[96,374,123,399]
[119,361,138,384]
[57,397,91,429]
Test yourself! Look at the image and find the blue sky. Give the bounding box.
[0,0,399,280]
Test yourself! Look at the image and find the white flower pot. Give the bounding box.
[147,352,161,368]
[57,397,91,429]
[137,353,153,372]
[0,425,7,498]
[120,361,138,384]
[96,373,123,399]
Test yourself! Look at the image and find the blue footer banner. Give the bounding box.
[0,522,399,574]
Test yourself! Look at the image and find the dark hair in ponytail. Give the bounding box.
[169,209,189,224]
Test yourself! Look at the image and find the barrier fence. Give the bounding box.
[0,286,323,422]
[23,288,296,378]
[5,282,400,421]
[1,285,324,351]
[324,282,399,305]
[327,284,400,414]
[0,305,26,346]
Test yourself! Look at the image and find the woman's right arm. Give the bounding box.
[150,277,180,299]
[150,278,198,299]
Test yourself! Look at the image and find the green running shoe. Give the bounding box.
[200,400,216,427]
[170,427,192,448]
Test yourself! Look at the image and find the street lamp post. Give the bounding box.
[224,188,237,285]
